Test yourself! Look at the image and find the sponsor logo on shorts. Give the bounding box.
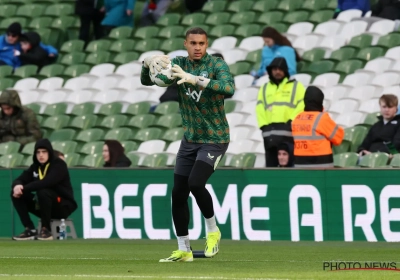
[207,153,214,160]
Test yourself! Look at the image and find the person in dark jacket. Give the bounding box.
[372,0,400,20]
[103,140,132,167]
[11,139,78,241]
[185,0,207,13]
[358,94,400,155]
[277,142,294,167]
[17,32,54,69]
[75,0,105,44]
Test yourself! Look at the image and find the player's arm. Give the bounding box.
[140,55,171,86]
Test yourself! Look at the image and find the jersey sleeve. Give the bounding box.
[206,59,235,96]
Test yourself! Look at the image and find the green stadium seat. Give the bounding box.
[0,5,17,18]
[140,153,168,168]
[333,141,351,154]
[355,47,386,62]
[121,141,138,153]
[161,127,184,142]
[181,13,206,26]
[96,102,122,116]
[37,64,65,79]
[359,153,389,168]
[243,49,262,64]
[333,152,359,168]
[308,10,333,24]
[304,60,335,75]
[205,12,230,26]
[51,16,76,30]
[151,113,182,129]
[209,25,236,39]
[44,3,74,17]
[42,103,68,116]
[108,26,133,40]
[75,128,105,143]
[67,115,97,130]
[0,18,28,29]
[84,51,110,66]
[64,153,81,167]
[69,103,95,116]
[124,101,151,116]
[154,101,179,115]
[376,33,400,49]
[226,153,256,168]
[224,100,236,114]
[389,154,400,168]
[25,104,41,115]
[52,140,77,154]
[227,1,253,13]
[333,60,365,77]
[0,153,24,168]
[255,12,284,25]
[236,24,262,39]
[28,17,53,29]
[81,154,103,168]
[230,62,252,76]
[159,38,183,53]
[202,1,226,13]
[131,128,163,143]
[343,34,372,50]
[0,66,14,78]
[97,114,127,129]
[157,25,185,39]
[0,78,15,91]
[36,28,60,46]
[156,13,181,27]
[229,11,256,25]
[282,11,310,25]
[252,0,278,12]
[300,0,329,11]
[36,115,43,124]
[21,142,35,155]
[0,142,21,156]
[61,64,91,78]
[105,128,134,141]
[42,115,70,131]
[112,52,140,65]
[360,112,380,128]
[60,40,85,53]
[85,40,112,53]
[302,48,326,63]
[326,0,338,9]
[109,39,135,53]
[328,48,356,62]
[344,126,368,153]
[49,129,76,142]
[273,23,289,33]
[16,4,45,18]
[13,65,38,78]
[126,114,156,129]
[272,0,302,12]
[60,52,86,66]
[133,39,160,53]
[126,153,140,167]
[22,155,33,167]
[133,26,159,40]
[80,141,103,155]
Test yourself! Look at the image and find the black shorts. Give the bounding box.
[174,137,229,177]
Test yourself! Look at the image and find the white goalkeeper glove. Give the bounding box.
[172,64,210,87]
[143,55,170,74]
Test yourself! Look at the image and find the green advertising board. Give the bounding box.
[1,168,399,242]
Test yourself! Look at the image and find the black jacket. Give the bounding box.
[75,0,102,15]
[19,32,52,69]
[12,139,78,212]
[358,115,400,153]
[104,154,132,167]
[372,0,400,20]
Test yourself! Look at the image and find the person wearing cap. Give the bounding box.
[256,57,306,167]
[291,86,344,168]
[277,142,294,168]
[0,90,42,146]
[11,139,78,241]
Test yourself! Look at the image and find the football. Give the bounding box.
[149,62,176,87]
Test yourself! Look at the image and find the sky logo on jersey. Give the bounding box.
[200,71,208,78]
[186,88,203,102]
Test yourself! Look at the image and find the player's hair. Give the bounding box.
[185,27,207,38]
[261,26,301,62]
[379,94,398,108]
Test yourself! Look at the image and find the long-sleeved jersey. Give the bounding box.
[141,53,235,143]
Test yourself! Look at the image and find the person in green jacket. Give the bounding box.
[141,27,235,263]
[0,90,42,146]
[102,0,135,34]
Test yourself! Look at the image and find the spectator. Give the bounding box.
[0,90,42,146]
[16,32,55,70]
[75,0,106,44]
[277,142,294,168]
[141,0,172,27]
[256,57,305,167]
[185,0,207,13]
[371,0,400,20]
[11,139,78,241]
[103,140,132,167]
[54,150,65,161]
[102,0,135,35]
[334,0,370,18]
[292,86,344,168]
[253,27,300,78]
[358,94,400,155]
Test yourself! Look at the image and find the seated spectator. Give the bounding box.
[102,0,135,34]
[253,27,300,79]
[141,0,172,27]
[334,0,370,18]
[54,150,65,161]
[371,0,400,20]
[277,142,294,168]
[358,94,400,156]
[103,140,132,167]
[16,32,55,69]
[11,139,78,240]
[0,90,42,146]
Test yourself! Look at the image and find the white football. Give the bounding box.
[150,62,176,87]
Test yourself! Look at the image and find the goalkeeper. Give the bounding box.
[140,27,235,262]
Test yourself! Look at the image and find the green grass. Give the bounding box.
[1,239,400,280]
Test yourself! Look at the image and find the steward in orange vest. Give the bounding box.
[291,86,344,168]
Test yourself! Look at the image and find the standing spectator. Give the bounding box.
[75,0,106,44]
[371,0,400,20]
[292,86,344,168]
[277,142,294,167]
[253,27,300,79]
[11,139,78,240]
[103,140,132,167]
[358,94,400,155]
[141,0,172,27]
[256,57,305,167]
[102,0,136,35]
[185,0,207,13]
[0,90,42,146]
[334,0,370,18]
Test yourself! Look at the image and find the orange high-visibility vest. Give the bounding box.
[291,111,344,168]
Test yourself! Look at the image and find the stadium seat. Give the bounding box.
[300,0,329,11]
[282,11,310,25]
[312,73,340,88]
[224,100,237,113]
[237,37,263,52]
[255,12,283,25]
[181,13,206,26]
[124,101,151,116]
[44,3,74,17]
[329,99,359,114]
[104,128,134,141]
[308,10,333,24]
[209,36,237,53]
[162,127,184,143]
[202,1,227,13]
[344,126,368,152]
[286,22,314,38]
[51,16,76,30]
[313,21,343,37]
[0,5,17,19]
[376,33,400,49]
[121,141,138,153]
[385,46,400,60]
[52,140,77,155]
[151,114,182,129]
[42,115,70,131]
[333,152,359,167]
[109,39,135,54]
[333,60,365,78]
[335,112,365,128]
[67,115,97,130]
[0,142,20,156]
[80,154,103,168]
[229,62,252,76]
[109,26,133,40]
[389,154,400,168]
[21,142,35,156]
[227,1,253,13]
[338,21,368,42]
[0,153,24,168]
[359,153,389,168]
[293,35,322,55]
[126,153,140,167]
[229,11,256,25]
[131,128,163,143]
[154,101,179,115]
[60,52,86,66]
[360,112,380,128]
[29,17,53,29]
[209,24,236,39]
[205,12,230,26]
[140,153,168,168]
[126,114,156,129]
[347,86,376,101]
[157,25,184,39]
[355,47,386,62]
[84,51,110,66]
[358,99,380,114]
[302,49,326,63]
[156,13,181,27]
[75,128,104,143]
[252,0,278,12]
[64,153,81,167]
[358,57,393,75]
[112,52,140,65]
[226,153,256,168]
[159,38,183,53]
[80,141,104,155]
[49,129,76,142]
[273,0,302,12]
[304,60,335,76]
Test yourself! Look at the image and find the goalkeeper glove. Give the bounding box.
[171,64,210,87]
[143,55,170,74]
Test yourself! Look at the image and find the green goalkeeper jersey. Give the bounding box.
[140,53,235,144]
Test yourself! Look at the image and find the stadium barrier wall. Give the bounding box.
[1,169,399,241]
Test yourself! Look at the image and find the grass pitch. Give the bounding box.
[0,239,399,280]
